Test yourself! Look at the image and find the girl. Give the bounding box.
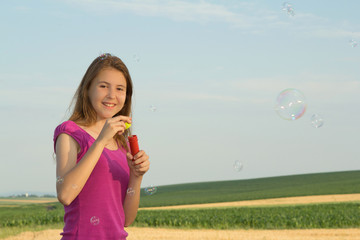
[53,53,150,239]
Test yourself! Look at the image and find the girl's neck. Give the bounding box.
[78,119,106,135]
[89,120,106,134]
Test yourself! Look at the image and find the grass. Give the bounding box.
[0,224,63,239]
[0,202,63,227]
[0,170,359,238]
[134,202,360,229]
[139,170,360,207]
[0,201,63,239]
[2,201,359,238]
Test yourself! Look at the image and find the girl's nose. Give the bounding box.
[107,88,116,98]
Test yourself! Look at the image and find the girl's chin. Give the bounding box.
[97,115,115,120]
[97,110,122,120]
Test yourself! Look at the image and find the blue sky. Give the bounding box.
[0,0,359,196]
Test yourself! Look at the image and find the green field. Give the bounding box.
[0,170,359,238]
[139,170,360,207]
[135,202,360,229]
[0,201,63,238]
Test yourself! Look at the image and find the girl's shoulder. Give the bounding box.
[53,121,90,154]
[53,121,86,144]
[54,120,80,135]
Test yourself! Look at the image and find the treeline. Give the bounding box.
[3,194,56,198]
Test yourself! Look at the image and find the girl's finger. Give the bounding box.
[133,150,145,160]
[112,115,132,123]
[136,166,149,174]
[133,157,147,165]
[126,152,133,160]
[134,159,150,169]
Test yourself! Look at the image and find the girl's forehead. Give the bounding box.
[94,68,127,84]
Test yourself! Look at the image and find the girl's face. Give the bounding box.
[88,67,127,121]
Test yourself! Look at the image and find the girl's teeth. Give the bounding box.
[104,103,115,107]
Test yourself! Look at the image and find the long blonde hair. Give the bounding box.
[69,53,133,151]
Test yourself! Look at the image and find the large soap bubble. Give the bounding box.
[274,88,307,121]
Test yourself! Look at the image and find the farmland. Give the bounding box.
[139,170,360,207]
[1,170,360,239]
[134,202,360,229]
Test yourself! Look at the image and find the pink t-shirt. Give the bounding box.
[53,121,130,240]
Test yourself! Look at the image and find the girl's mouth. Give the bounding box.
[103,102,116,108]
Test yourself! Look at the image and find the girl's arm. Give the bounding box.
[123,150,150,227]
[55,133,107,206]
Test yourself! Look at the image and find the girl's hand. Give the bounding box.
[126,150,150,177]
[97,116,131,145]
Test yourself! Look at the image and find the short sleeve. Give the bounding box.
[53,121,85,154]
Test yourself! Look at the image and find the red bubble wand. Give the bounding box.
[128,135,139,157]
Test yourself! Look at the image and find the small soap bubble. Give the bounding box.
[99,53,111,60]
[310,114,324,128]
[282,2,295,16]
[233,160,243,172]
[349,39,358,48]
[90,216,100,226]
[133,53,140,62]
[56,176,64,184]
[274,88,307,121]
[144,185,158,195]
[71,184,78,190]
[149,105,157,112]
[127,187,135,196]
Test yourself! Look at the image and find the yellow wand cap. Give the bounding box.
[125,122,131,130]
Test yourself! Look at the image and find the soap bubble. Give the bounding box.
[127,187,135,196]
[282,2,295,16]
[274,88,307,121]
[144,185,158,195]
[133,53,140,62]
[233,160,243,172]
[310,114,324,128]
[90,216,100,226]
[71,184,78,190]
[149,105,157,112]
[349,39,358,48]
[56,176,64,184]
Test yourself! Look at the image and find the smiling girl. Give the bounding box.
[53,53,150,240]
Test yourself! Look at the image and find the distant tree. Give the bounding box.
[42,194,56,198]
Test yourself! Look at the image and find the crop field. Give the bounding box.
[134,202,360,229]
[139,170,360,207]
[0,201,63,228]
[1,170,360,239]
[2,200,359,231]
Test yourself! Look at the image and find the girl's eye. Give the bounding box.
[99,85,107,88]
[117,88,124,91]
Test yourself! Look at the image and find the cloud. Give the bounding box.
[136,71,360,108]
[14,5,32,13]
[63,0,360,39]
[228,74,360,104]
[0,86,74,107]
[64,0,282,30]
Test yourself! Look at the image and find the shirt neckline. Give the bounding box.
[69,120,120,152]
